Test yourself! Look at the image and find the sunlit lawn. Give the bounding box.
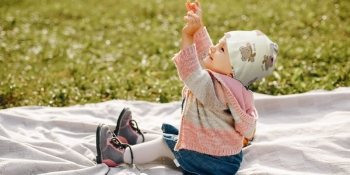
[0,0,349,109]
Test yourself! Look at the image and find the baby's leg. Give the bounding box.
[124,137,175,164]
[136,133,160,144]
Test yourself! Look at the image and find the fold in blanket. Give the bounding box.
[0,87,349,175]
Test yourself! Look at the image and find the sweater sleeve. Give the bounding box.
[236,107,257,138]
[193,27,212,67]
[229,92,258,138]
[173,45,226,110]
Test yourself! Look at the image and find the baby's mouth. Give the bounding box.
[207,52,213,60]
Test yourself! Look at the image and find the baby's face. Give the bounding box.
[202,35,232,76]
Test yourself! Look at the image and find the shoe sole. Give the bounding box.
[95,123,103,164]
[114,107,128,136]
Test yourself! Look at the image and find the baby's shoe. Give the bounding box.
[114,107,144,145]
[96,123,133,167]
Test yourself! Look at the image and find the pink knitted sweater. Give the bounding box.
[173,27,258,156]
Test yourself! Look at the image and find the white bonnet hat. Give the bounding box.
[225,30,278,87]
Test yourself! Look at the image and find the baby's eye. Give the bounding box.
[221,48,225,52]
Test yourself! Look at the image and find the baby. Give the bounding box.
[95,0,278,174]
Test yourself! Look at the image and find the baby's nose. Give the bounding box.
[209,46,216,53]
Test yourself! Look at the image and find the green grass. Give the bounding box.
[0,0,349,109]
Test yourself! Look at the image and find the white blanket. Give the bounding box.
[0,87,349,175]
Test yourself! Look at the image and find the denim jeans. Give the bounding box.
[162,123,243,175]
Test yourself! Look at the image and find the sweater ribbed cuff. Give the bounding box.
[193,27,212,60]
[173,45,201,81]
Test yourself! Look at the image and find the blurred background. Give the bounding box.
[0,0,349,109]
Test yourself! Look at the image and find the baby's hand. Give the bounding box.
[182,0,203,36]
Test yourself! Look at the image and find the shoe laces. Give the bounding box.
[130,120,145,142]
[110,137,134,164]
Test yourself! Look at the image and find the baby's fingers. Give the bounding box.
[185,0,196,12]
[193,1,202,15]
[185,0,197,12]
[183,15,193,23]
[187,11,200,20]
[194,0,201,8]
[185,0,191,11]
[183,16,189,21]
